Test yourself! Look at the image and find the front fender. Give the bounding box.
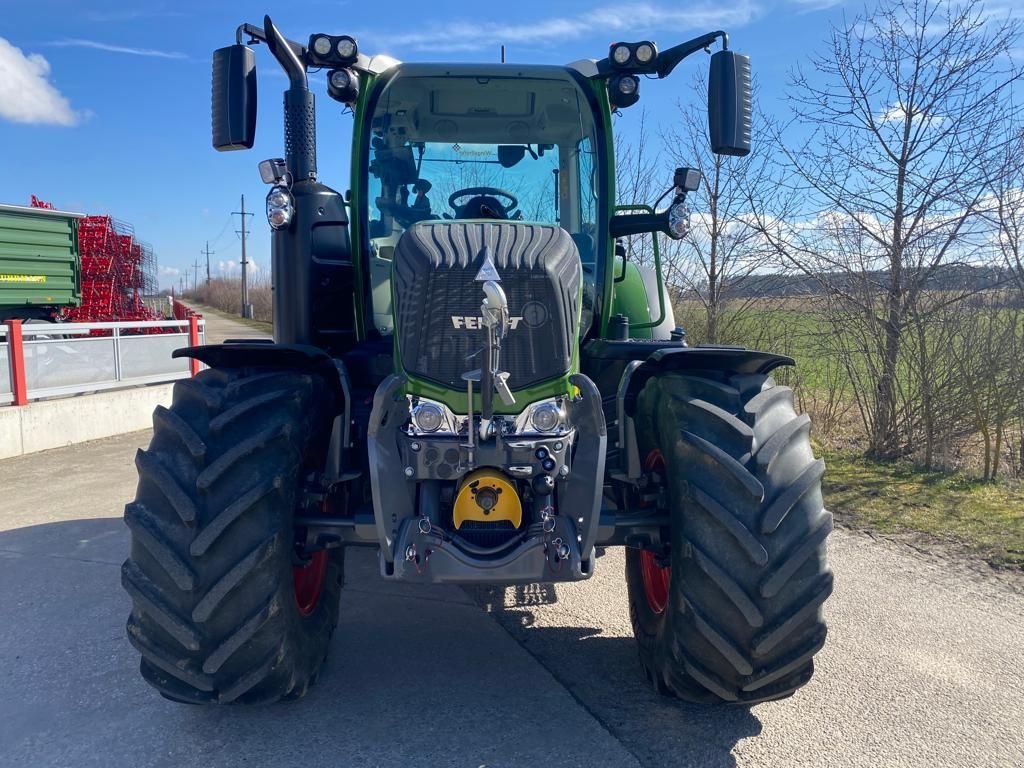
[173,342,352,481]
[611,344,794,480]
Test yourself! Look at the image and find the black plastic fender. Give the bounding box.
[173,343,352,480]
[615,345,794,480]
[366,374,416,566]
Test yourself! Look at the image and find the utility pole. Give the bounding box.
[233,195,254,318]
[202,241,214,285]
[191,259,202,294]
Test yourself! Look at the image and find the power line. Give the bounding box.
[232,195,255,318]
[208,215,233,248]
[201,241,215,285]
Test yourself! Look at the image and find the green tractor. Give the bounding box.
[122,15,832,706]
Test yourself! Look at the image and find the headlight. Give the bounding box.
[618,76,638,95]
[668,203,690,239]
[635,43,656,63]
[411,402,445,433]
[327,67,360,105]
[612,44,632,65]
[530,402,564,433]
[330,69,352,90]
[266,185,293,230]
[312,36,332,56]
[267,188,289,208]
[335,36,357,59]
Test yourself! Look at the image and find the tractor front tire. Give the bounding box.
[122,367,343,704]
[625,372,832,704]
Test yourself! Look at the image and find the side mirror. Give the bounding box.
[212,45,257,151]
[708,50,751,157]
[497,145,527,168]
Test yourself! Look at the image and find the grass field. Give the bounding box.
[823,450,1024,569]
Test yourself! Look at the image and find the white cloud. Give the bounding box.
[362,1,760,52]
[158,265,181,277]
[85,9,187,22]
[217,259,261,275]
[0,37,79,126]
[788,0,844,12]
[879,104,945,128]
[50,39,187,60]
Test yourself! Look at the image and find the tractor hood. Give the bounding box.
[392,221,582,396]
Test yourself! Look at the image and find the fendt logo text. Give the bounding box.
[451,316,525,330]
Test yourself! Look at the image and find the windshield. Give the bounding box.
[364,71,598,247]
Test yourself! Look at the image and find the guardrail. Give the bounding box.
[1,318,205,407]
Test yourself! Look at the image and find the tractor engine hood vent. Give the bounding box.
[392,221,582,394]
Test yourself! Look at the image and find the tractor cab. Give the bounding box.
[359,64,604,338]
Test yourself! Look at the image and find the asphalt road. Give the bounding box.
[1,430,1022,768]
[181,302,271,345]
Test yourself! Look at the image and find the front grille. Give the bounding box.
[455,520,520,549]
[393,221,581,392]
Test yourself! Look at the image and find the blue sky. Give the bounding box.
[1,0,869,288]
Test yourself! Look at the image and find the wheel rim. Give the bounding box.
[639,449,670,615]
[293,550,328,617]
[640,550,670,615]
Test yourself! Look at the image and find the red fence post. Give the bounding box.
[188,316,200,377]
[6,320,28,406]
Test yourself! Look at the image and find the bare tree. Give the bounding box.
[989,124,1024,295]
[660,80,783,344]
[751,0,1022,458]
[614,108,664,268]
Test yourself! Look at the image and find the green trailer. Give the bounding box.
[0,203,82,322]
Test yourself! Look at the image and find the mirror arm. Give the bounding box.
[609,213,669,239]
[656,31,727,79]
[235,19,308,88]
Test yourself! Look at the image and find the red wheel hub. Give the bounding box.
[640,550,670,615]
[293,550,328,617]
[639,449,670,615]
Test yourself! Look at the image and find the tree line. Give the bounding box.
[619,0,1024,479]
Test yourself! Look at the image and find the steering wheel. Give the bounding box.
[448,187,519,219]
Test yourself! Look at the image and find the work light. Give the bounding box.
[635,42,656,63]
[335,36,357,60]
[327,68,360,105]
[608,75,640,108]
[312,36,332,56]
[612,44,632,65]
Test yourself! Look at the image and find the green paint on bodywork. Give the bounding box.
[0,207,81,313]
[349,71,381,341]
[609,259,656,340]
[404,373,576,415]
[589,80,617,341]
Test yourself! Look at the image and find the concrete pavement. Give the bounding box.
[0,431,639,768]
[1,430,1022,768]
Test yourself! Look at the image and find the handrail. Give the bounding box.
[15,319,204,335]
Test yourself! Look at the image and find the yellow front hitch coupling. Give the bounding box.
[453,469,523,529]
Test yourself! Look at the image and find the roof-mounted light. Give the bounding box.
[307,33,359,66]
[327,67,360,105]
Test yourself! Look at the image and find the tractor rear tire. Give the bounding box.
[122,367,344,704]
[625,371,832,704]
